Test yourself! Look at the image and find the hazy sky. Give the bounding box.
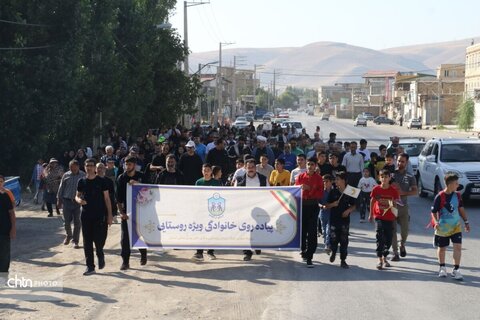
[170,0,480,53]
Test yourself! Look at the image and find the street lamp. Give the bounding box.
[184,1,210,76]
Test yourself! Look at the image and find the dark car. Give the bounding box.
[373,116,395,125]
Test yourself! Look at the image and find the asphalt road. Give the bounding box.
[2,115,479,320]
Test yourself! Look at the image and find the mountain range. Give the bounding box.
[189,37,480,88]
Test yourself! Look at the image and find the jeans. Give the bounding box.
[301,202,320,260]
[319,209,330,246]
[375,219,393,257]
[330,222,349,261]
[358,191,370,220]
[81,218,108,269]
[0,235,10,272]
[392,204,410,254]
[63,199,81,243]
[121,220,147,264]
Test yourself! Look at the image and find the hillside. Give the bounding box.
[189,37,479,88]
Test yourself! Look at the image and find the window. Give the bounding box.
[441,144,480,162]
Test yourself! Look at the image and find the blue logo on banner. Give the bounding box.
[208,193,225,218]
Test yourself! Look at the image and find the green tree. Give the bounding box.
[277,91,298,109]
[0,0,200,179]
[455,98,475,131]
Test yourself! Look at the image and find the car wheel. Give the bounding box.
[418,175,428,198]
[434,178,442,195]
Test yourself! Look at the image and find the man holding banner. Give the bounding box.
[326,172,357,269]
[235,159,269,261]
[117,156,147,271]
[295,157,323,268]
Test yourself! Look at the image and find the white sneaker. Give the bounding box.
[438,267,447,278]
[451,269,463,280]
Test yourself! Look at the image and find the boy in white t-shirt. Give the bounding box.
[358,168,377,222]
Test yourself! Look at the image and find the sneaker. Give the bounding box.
[383,260,391,268]
[340,260,349,269]
[376,262,383,270]
[140,255,147,266]
[255,250,261,255]
[120,263,129,271]
[306,259,314,268]
[300,251,307,262]
[329,252,336,263]
[72,242,80,249]
[400,245,407,257]
[207,252,216,260]
[63,236,72,245]
[192,253,204,261]
[98,257,105,270]
[47,213,53,217]
[451,269,463,280]
[243,254,252,261]
[391,254,400,262]
[83,267,95,276]
[438,266,447,278]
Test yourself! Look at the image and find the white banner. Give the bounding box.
[127,184,302,250]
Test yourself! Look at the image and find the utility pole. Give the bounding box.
[183,1,209,76]
[215,41,234,125]
[273,69,276,109]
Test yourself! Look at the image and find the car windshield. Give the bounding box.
[236,117,246,121]
[440,144,480,162]
[400,143,425,156]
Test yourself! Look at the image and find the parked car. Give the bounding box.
[280,121,304,130]
[277,112,290,119]
[387,138,426,176]
[407,118,422,129]
[233,116,249,129]
[244,113,254,123]
[354,116,367,127]
[321,113,330,121]
[373,116,395,125]
[360,112,375,121]
[417,138,480,201]
[5,176,21,206]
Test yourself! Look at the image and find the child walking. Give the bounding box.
[358,168,377,223]
[431,173,470,280]
[369,169,400,270]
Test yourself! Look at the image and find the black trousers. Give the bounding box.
[358,191,370,219]
[347,172,362,188]
[0,235,10,272]
[375,219,394,258]
[330,222,349,261]
[121,220,147,264]
[301,202,320,260]
[81,218,108,269]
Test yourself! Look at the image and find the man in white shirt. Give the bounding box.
[234,159,269,261]
[341,141,364,187]
[290,154,307,185]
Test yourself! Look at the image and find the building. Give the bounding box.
[395,66,464,126]
[465,43,480,130]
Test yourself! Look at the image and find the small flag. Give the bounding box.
[344,185,361,199]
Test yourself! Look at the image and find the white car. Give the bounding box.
[280,121,304,130]
[354,116,367,127]
[417,138,480,201]
[233,116,249,129]
[407,118,422,129]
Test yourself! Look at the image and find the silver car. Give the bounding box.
[354,116,367,127]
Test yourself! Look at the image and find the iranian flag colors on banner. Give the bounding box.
[127,184,302,250]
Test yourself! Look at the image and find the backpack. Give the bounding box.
[427,190,461,228]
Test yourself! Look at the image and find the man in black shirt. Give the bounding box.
[205,138,229,184]
[76,159,112,276]
[157,154,185,185]
[0,175,16,275]
[328,153,346,179]
[178,141,203,185]
[117,156,146,271]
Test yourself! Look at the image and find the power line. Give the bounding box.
[0,18,49,27]
[0,45,52,50]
